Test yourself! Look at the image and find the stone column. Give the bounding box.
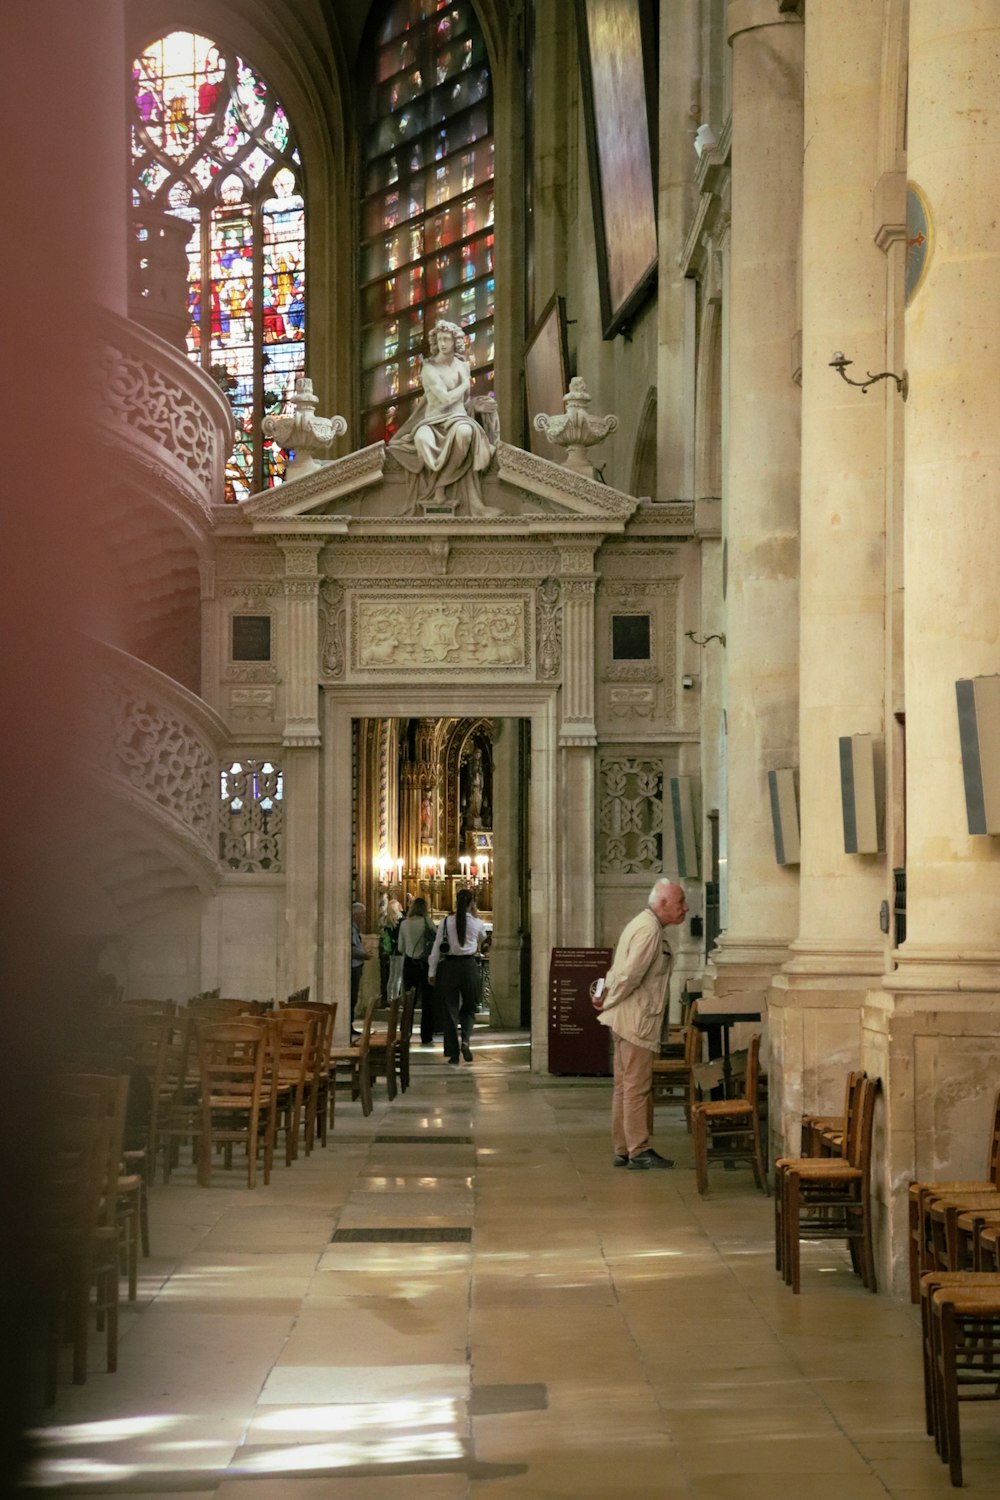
[767,0,888,1158]
[279,539,323,1003]
[705,1,803,1007]
[558,542,599,945]
[279,540,323,747]
[490,717,522,1026]
[873,0,1000,1294]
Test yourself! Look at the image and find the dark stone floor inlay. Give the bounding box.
[331,1226,473,1243]
[469,1382,549,1415]
[373,1134,473,1144]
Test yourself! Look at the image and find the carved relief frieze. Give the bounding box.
[605,662,662,683]
[221,583,283,600]
[352,594,530,673]
[598,756,665,874]
[242,441,387,517]
[223,664,279,684]
[607,686,656,720]
[536,577,562,680]
[228,686,276,725]
[282,578,320,600]
[319,544,558,580]
[599,545,681,578]
[216,547,282,578]
[496,443,638,518]
[319,579,346,680]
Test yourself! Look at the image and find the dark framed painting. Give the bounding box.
[575,0,658,339]
[524,293,570,457]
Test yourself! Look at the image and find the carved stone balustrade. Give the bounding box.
[94,306,235,529]
[86,638,230,890]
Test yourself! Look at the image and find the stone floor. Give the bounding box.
[28,1030,1000,1497]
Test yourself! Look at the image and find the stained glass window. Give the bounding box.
[361,2,494,444]
[131,32,306,502]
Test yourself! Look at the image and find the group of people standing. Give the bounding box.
[351,889,489,1064]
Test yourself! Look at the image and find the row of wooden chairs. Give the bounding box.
[40,1072,146,1401]
[774,1072,880,1294]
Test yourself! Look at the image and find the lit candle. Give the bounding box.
[459,856,470,877]
[437,858,446,879]
[480,855,489,880]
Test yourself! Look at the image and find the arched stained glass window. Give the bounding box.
[361,1,494,445]
[131,32,306,502]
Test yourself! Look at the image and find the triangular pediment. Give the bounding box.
[235,440,639,535]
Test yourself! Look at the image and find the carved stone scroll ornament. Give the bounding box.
[536,576,562,680]
[533,376,619,479]
[598,757,666,874]
[319,578,346,679]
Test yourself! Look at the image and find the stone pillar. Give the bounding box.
[558,543,599,945]
[279,539,323,1004]
[490,717,522,1026]
[872,0,1000,1295]
[706,1,803,1007]
[279,540,323,747]
[767,0,888,1159]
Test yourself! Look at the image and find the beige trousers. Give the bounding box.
[611,1035,654,1158]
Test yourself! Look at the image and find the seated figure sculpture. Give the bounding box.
[388,319,499,516]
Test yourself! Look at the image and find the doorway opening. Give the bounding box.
[350,715,533,1059]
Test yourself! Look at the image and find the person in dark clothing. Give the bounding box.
[396,895,436,1043]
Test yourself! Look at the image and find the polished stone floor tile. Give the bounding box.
[28,1033,1000,1497]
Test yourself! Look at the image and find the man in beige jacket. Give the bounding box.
[595,879,688,1169]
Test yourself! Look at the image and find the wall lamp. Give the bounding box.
[829,351,908,401]
[685,631,726,648]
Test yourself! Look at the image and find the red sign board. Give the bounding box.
[548,947,614,1076]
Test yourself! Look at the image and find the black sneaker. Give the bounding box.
[613,1154,629,1168]
[626,1149,674,1171]
[461,1042,473,1062]
[447,1056,459,1066]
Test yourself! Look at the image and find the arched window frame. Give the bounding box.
[130,28,307,501]
[358,0,497,446]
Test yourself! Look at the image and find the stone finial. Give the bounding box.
[262,377,347,481]
[533,376,619,478]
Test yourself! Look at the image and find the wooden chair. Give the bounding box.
[272,1007,319,1161]
[980,1223,1000,1271]
[56,1075,130,1375]
[155,1014,200,1183]
[691,1031,768,1196]
[777,1074,880,1294]
[925,1190,1000,1274]
[368,991,402,1103]
[195,1021,269,1188]
[908,1086,1000,1301]
[649,1002,702,1134]
[800,1069,864,1157]
[38,1094,108,1400]
[330,991,379,1120]
[398,988,417,1093]
[929,1280,1000,1486]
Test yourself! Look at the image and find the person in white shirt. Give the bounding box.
[427,887,487,1064]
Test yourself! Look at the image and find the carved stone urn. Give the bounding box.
[262,377,347,480]
[533,376,619,478]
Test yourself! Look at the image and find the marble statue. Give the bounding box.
[388,319,499,516]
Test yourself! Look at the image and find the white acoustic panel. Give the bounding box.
[838,733,885,854]
[669,775,700,879]
[767,767,800,866]
[956,676,1000,835]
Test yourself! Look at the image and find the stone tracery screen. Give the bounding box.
[220,760,283,871]
[130,31,306,501]
[598,755,664,873]
[360,0,495,445]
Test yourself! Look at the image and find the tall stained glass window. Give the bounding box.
[361,2,494,445]
[131,32,306,502]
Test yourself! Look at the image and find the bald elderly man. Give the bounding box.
[594,879,688,1170]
